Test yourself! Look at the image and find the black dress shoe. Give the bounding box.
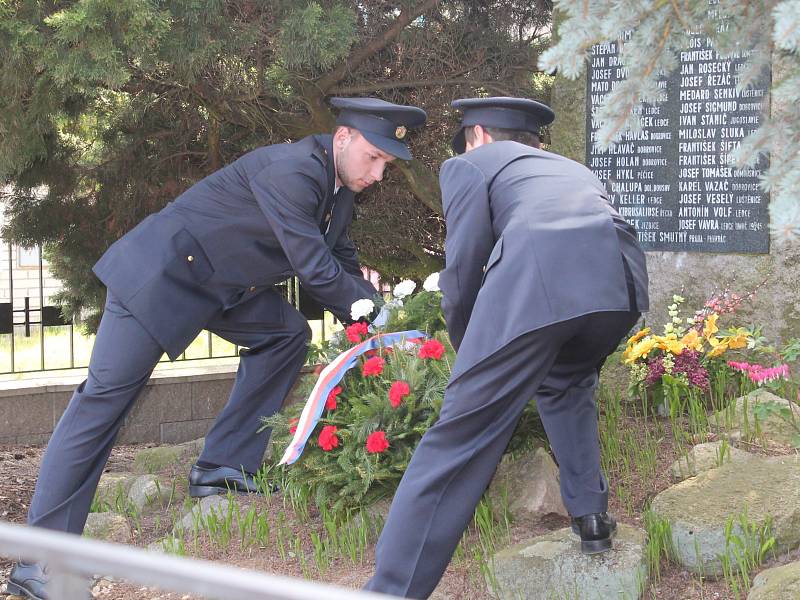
[570,512,617,554]
[7,562,48,600]
[188,464,277,498]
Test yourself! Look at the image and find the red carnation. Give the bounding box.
[362,356,385,377]
[318,425,339,451]
[289,418,299,434]
[326,385,342,410]
[418,339,445,360]
[345,321,369,343]
[365,431,389,454]
[389,380,410,408]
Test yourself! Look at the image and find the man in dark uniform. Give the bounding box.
[7,97,426,600]
[365,97,648,599]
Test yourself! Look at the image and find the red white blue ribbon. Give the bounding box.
[279,330,427,465]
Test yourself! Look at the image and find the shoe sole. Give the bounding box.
[581,537,613,554]
[189,481,279,498]
[188,484,255,498]
[5,581,45,600]
[571,523,618,555]
[570,524,618,535]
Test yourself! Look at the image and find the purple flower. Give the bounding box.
[673,350,709,391]
[645,357,666,387]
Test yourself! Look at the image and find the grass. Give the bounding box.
[127,370,794,599]
[164,490,387,580]
[30,343,799,598]
[594,368,800,600]
[718,512,776,599]
[72,370,793,600]
[643,508,677,583]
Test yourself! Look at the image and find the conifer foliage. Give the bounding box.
[0,0,552,329]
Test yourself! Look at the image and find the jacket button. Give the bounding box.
[187,255,194,262]
[482,265,486,272]
[249,286,256,292]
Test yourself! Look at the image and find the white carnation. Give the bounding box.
[350,298,375,321]
[393,279,417,299]
[423,272,440,292]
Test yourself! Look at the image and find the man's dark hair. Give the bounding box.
[464,125,541,148]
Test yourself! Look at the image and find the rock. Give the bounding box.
[339,498,392,543]
[146,540,168,554]
[175,494,232,533]
[487,446,568,520]
[669,441,753,481]
[651,454,800,576]
[128,474,176,511]
[748,560,800,599]
[84,512,132,544]
[95,472,137,510]
[489,524,648,600]
[710,390,800,446]
[146,536,187,555]
[177,437,205,463]
[133,445,186,474]
[132,439,206,474]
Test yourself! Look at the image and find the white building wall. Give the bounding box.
[0,190,65,319]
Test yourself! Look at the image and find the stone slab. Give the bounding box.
[491,524,648,600]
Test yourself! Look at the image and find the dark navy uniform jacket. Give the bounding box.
[438,141,649,380]
[94,134,376,359]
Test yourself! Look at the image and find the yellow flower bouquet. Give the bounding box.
[624,294,753,412]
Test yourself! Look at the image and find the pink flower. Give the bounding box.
[365,431,389,454]
[345,322,369,344]
[318,425,339,451]
[418,339,445,360]
[727,361,789,385]
[326,386,342,410]
[389,380,410,408]
[362,356,385,377]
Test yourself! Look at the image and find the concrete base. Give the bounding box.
[0,363,315,446]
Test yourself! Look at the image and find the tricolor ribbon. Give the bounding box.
[278,330,428,465]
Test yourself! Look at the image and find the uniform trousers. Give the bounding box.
[365,309,640,599]
[27,289,309,535]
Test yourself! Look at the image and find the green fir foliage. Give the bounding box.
[0,0,553,330]
[278,3,357,72]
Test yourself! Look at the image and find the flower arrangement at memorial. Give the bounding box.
[262,275,461,513]
[623,288,778,413]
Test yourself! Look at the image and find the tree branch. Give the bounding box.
[393,159,443,215]
[315,0,442,93]
[329,78,511,95]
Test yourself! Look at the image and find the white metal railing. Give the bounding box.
[0,521,398,600]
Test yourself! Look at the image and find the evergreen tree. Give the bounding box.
[539,0,800,242]
[0,0,552,330]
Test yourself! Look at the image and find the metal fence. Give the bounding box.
[0,521,396,600]
[0,243,257,374]
[0,242,388,375]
